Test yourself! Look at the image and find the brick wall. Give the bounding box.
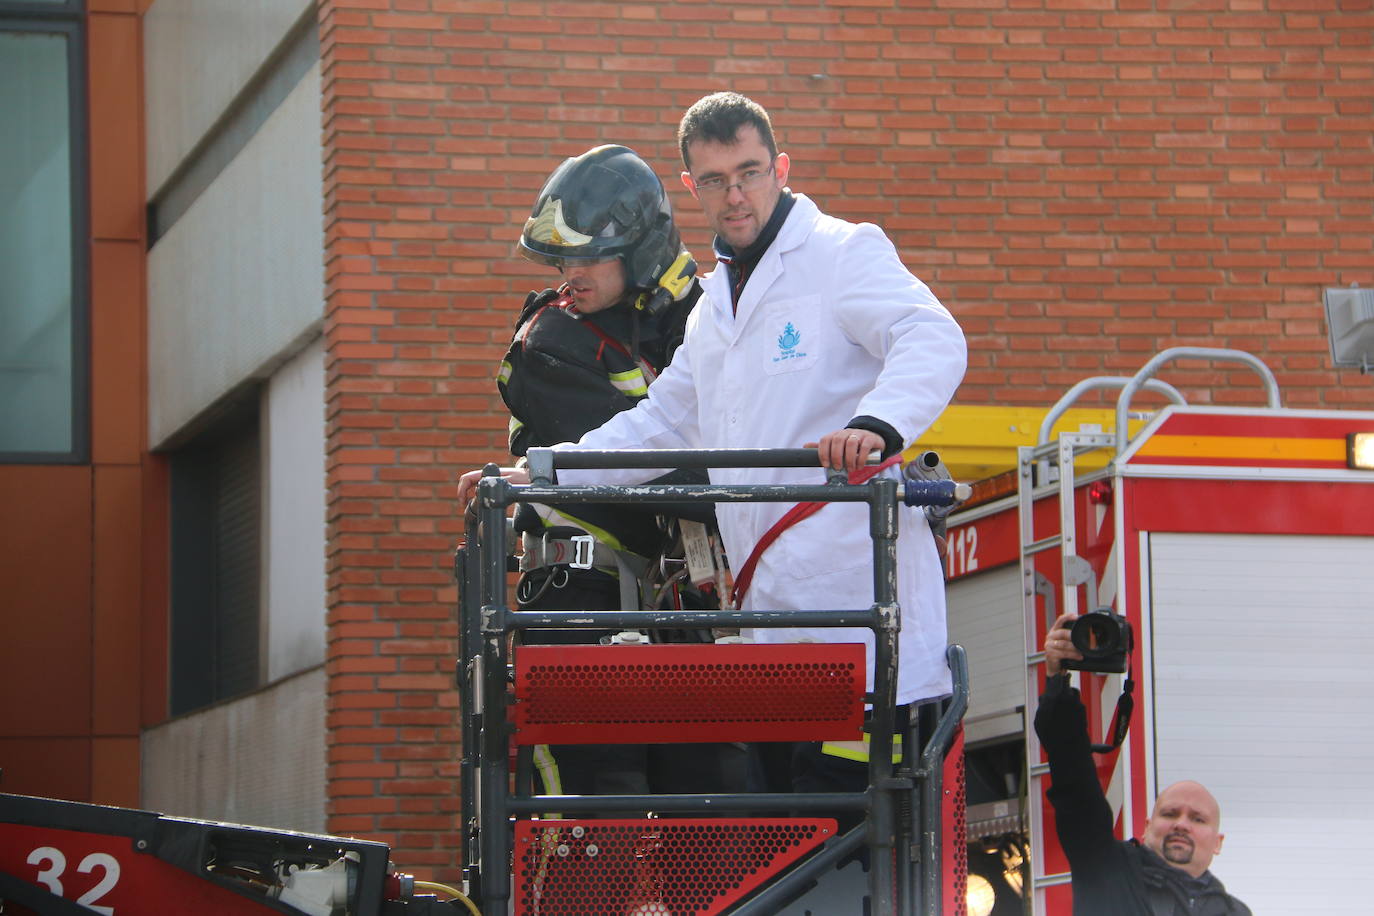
[317,0,1373,877]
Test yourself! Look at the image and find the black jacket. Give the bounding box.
[498,284,704,558]
[1033,675,1252,916]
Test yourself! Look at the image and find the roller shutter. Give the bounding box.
[1150,532,1374,915]
[947,564,1024,744]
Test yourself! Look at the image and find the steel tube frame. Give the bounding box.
[460,448,953,915]
[454,543,483,892]
[525,445,847,474]
[506,607,882,630]
[520,481,888,504]
[1112,347,1281,455]
[506,791,869,816]
[913,645,970,916]
[1035,376,1186,449]
[730,824,870,915]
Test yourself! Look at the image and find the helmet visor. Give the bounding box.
[517,241,620,270]
[519,193,635,268]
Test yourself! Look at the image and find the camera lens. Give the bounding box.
[1071,613,1124,659]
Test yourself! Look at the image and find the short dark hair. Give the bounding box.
[677,92,778,170]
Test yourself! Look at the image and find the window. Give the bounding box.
[0,7,87,461]
[169,399,262,715]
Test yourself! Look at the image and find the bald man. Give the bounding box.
[1034,613,1251,915]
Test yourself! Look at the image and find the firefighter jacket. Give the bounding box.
[1035,675,1253,916]
[555,193,968,705]
[498,284,701,559]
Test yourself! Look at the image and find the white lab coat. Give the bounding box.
[556,193,967,704]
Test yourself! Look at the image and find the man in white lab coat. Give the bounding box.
[459,92,966,790]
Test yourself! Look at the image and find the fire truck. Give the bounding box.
[948,347,1374,915]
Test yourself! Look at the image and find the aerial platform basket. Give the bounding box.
[456,446,971,916]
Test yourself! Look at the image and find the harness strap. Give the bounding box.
[518,531,649,612]
[613,551,647,615]
[577,315,658,386]
[520,531,614,572]
[548,286,660,385]
[730,454,903,608]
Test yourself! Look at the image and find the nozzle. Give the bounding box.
[904,450,952,483]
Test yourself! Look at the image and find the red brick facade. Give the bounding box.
[317,0,1373,877]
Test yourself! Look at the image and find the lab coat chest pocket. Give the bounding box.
[758,296,823,376]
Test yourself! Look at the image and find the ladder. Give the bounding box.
[1017,349,1282,913]
[1018,425,1116,913]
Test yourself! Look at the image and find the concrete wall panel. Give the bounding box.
[143,0,313,194]
[0,467,93,739]
[0,739,92,802]
[89,11,143,241]
[264,336,327,682]
[147,61,323,447]
[92,464,144,737]
[141,666,326,833]
[91,241,144,463]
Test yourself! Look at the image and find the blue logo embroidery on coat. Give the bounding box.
[774,323,807,362]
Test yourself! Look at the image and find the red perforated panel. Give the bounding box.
[512,643,865,745]
[943,725,969,916]
[513,817,836,915]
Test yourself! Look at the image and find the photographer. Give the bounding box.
[1034,613,1251,916]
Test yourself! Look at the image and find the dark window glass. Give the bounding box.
[0,24,83,458]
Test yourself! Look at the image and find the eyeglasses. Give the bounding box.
[692,163,775,198]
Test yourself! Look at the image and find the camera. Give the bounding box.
[1064,608,1133,674]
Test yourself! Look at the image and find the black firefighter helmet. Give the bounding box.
[518,145,685,294]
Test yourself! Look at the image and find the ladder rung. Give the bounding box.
[1024,535,1062,555]
[1022,442,1061,463]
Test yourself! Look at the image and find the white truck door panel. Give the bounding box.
[1150,532,1374,914]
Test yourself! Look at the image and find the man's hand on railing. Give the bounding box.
[457,466,530,512]
[807,427,886,472]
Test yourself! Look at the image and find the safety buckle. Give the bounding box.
[569,534,595,570]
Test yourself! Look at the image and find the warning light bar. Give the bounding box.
[1349,432,1374,470]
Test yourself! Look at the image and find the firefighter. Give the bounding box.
[1036,613,1252,915]
[499,144,745,797]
